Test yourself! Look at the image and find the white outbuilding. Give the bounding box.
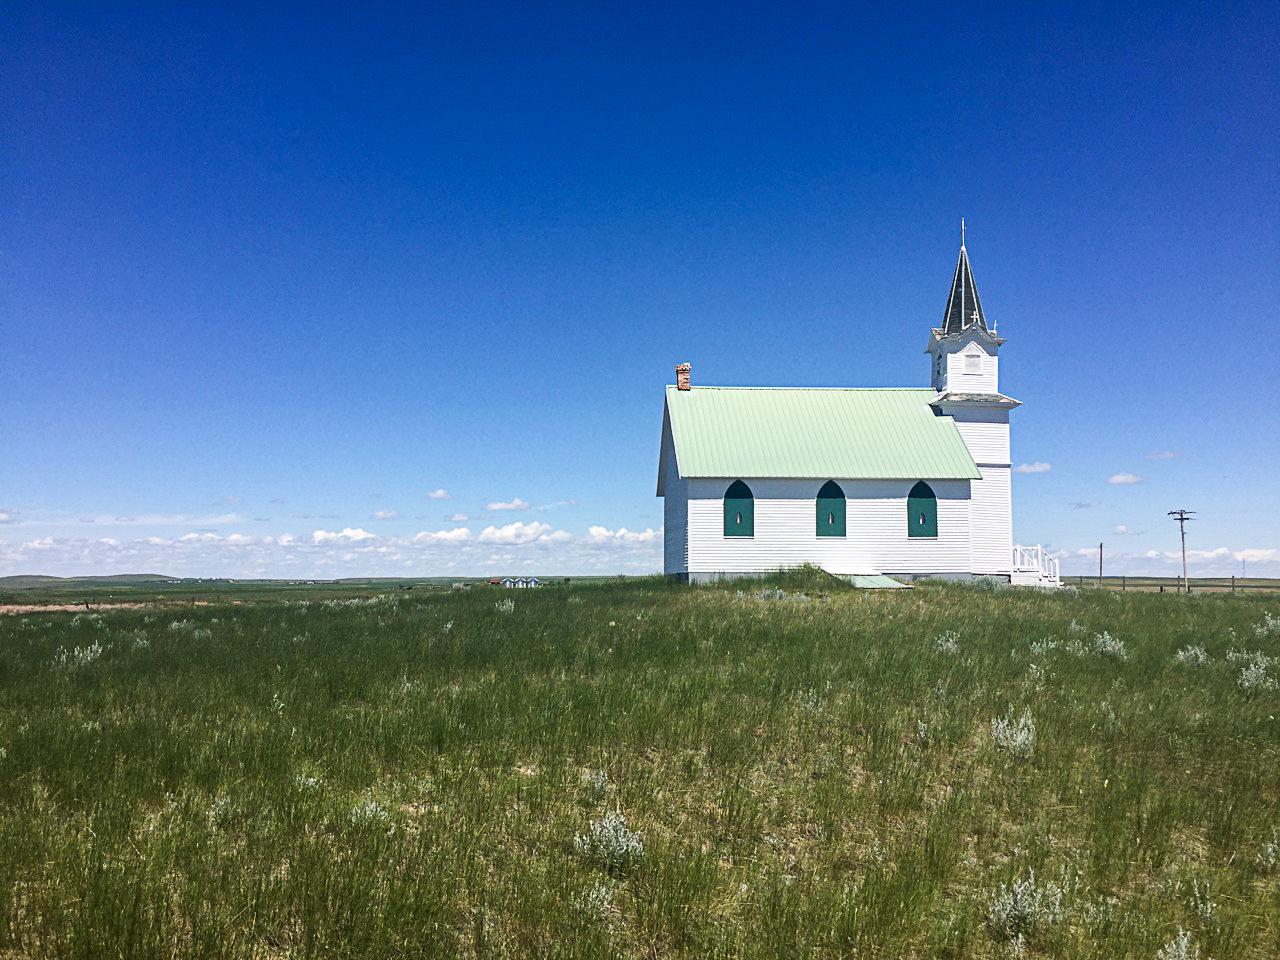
[657,237,1059,587]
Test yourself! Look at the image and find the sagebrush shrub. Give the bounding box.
[934,631,959,655]
[572,881,616,921]
[991,707,1036,760]
[576,811,644,875]
[1090,632,1127,661]
[349,792,390,827]
[1155,928,1200,960]
[1256,829,1280,871]
[1174,645,1209,666]
[52,642,104,669]
[985,869,1064,940]
[1254,611,1279,639]
[1230,650,1277,694]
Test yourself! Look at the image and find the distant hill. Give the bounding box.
[0,574,179,589]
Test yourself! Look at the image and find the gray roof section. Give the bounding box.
[931,391,1021,408]
[941,245,988,336]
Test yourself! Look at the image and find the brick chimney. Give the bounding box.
[675,363,691,391]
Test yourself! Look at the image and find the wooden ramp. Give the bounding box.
[845,574,912,589]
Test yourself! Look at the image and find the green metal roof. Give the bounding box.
[664,386,980,481]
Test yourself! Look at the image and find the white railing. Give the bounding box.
[1012,544,1060,587]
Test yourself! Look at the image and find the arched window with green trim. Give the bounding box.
[907,481,938,538]
[816,480,846,537]
[723,480,754,537]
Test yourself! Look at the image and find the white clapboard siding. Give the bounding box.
[946,346,998,394]
[685,478,972,576]
[968,466,1012,574]
[952,417,1010,466]
[658,424,688,574]
[663,478,689,574]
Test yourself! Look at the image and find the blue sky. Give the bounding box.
[4,1,1277,580]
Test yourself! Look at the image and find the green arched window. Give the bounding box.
[724,480,754,537]
[907,481,938,537]
[816,480,846,537]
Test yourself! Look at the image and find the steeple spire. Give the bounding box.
[941,232,987,336]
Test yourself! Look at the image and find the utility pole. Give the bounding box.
[1098,542,1103,587]
[1168,509,1195,593]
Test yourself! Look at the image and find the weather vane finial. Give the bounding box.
[961,217,966,248]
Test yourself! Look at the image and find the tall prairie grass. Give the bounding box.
[1,574,1277,957]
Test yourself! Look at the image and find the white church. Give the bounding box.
[657,237,1060,587]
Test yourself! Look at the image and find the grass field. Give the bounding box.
[1,571,1278,958]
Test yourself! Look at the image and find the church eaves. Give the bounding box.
[941,243,987,337]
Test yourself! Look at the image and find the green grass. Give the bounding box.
[1,576,1279,958]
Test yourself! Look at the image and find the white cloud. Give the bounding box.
[0,521,665,579]
[1193,547,1233,561]
[413,528,472,543]
[1147,450,1182,461]
[1236,548,1280,564]
[487,498,531,512]
[1107,473,1143,485]
[427,489,451,500]
[1013,462,1051,474]
[312,528,376,544]
[586,525,660,544]
[1071,500,1101,510]
[0,511,14,524]
[1112,525,1139,535]
[1143,547,1232,562]
[72,512,244,528]
[1050,541,1280,579]
[478,521,556,544]
[372,510,399,520]
[535,498,580,511]
[446,513,469,523]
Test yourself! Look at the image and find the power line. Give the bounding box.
[1168,509,1195,593]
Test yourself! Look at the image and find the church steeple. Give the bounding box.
[941,228,988,336]
[927,225,1006,395]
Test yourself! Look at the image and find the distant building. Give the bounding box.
[494,577,541,588]
[657,236,1059,587]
